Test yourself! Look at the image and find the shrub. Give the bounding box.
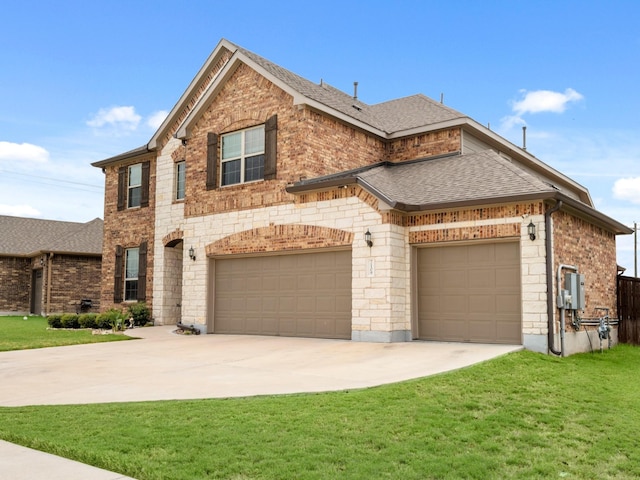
[78,313,99,329]
[127,303,151,326]
[47,314,63,328]
[97,309,124,330]
[61,314,80,329]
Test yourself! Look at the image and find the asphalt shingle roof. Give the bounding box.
[233,42,465,134]
[0,216,103,256]
[360,150,557,207]
[291,150,559,210]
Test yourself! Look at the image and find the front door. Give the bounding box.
[31,269,43,315]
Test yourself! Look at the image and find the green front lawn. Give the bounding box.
[0,316,131,351]
[2,344,639,479]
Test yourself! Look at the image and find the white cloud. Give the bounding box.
[512,88,584,115]
[499,88,585,135]
[147,110,169,130]
[0,204,41,217]
[498,114,526,132]
[87,106,141,132]
[0,141,49,163]
[613,177,640,204]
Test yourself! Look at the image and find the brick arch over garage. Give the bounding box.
[206,224,354,256]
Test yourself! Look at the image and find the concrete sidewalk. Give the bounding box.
[0,326,521,478]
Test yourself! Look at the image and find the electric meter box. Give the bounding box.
[564,273,585,310]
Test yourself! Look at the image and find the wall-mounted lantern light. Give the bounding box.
[527,221,536,241]
[365,229,373,248]
[188,246,196,261]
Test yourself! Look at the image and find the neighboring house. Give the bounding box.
[92,39,631,355]
[0,216,103,315]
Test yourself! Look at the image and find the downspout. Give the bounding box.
[46,252,54,316]
[545,201,563,356]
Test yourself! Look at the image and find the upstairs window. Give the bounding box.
[221,125,265,186]
[175,161,186,200]
[128,164,142,208]
[117,161,149,211]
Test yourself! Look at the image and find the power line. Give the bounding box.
[0,169,103,190]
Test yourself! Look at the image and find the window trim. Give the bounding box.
[127,164,142,208]
[124,247,140,302]
[175,161,186,200]
[220,125,265,187]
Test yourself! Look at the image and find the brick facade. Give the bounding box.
[44,255,102,314]
[0,257,31,313]
[551,210,619,354]
[0,255,101,315]
[99,154,156,313]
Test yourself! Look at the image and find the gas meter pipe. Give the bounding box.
[557,264,578,357]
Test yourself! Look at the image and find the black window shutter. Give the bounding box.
[206,132,218,190]
[141,161,150,208]
[264,114,277,180]
[117,167,126,211]
[114,245,123,303]
[137,241,147,302]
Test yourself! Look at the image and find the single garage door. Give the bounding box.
[214,250,352,339]
[417,242,521,344]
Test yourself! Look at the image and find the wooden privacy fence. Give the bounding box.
[618,275,640,345]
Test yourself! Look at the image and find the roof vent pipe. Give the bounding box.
[440,93,444,104]
[522,126,527,150]
[353,81,358,100]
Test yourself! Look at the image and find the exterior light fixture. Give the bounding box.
[527,221,536,241]
[365,230,373,248]
[188,246,196,261]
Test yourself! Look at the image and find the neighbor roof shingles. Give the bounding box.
[0,216,103,256]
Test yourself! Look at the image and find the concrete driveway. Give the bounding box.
[0,326,522,407]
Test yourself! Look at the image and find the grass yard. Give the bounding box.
[0,316,132,351]
[1,344,640,479]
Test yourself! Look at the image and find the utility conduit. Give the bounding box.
[545,201,563,356]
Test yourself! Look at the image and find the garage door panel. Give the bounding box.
[469,269,494,288]
[441,270,463,288]
[468,295,493,313]
[214,250,352,339]
[468,244,495,264]
[418,243,521,344]
[495,267,519,287]
[496,295,520,313]
[441,295,467,314]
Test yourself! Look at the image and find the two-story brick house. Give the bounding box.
[93,39,631,355]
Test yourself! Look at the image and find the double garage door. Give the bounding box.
[214,250,352,339]
[417,242,522,344]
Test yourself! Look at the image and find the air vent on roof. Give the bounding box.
[352,104,362,111]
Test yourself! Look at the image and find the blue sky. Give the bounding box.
[1,0,639,271]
